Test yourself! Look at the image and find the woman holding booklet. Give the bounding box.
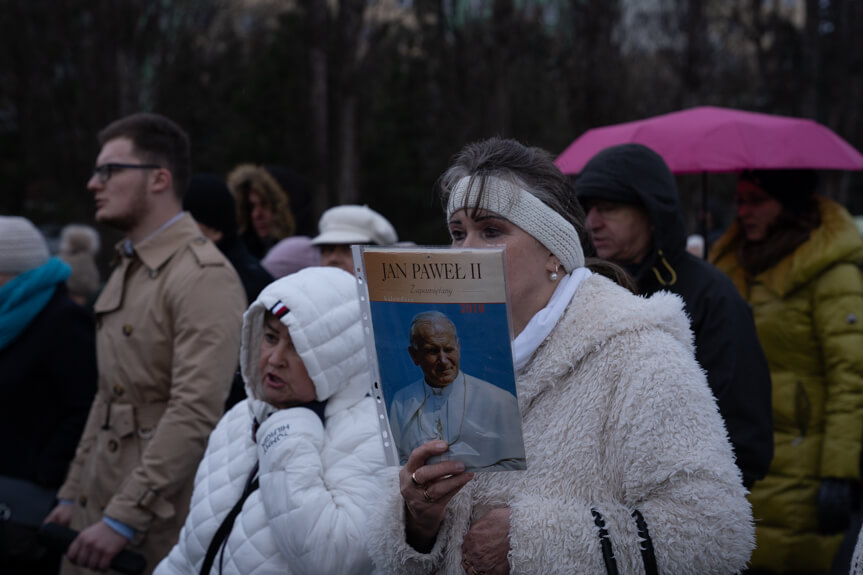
[369,138,754,575]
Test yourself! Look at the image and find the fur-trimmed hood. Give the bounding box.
[240,266,369,417]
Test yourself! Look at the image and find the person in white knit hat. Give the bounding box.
[0,216,96,575]
[58,224,102,308]
[311,205,397,274]
[0,216,50,284]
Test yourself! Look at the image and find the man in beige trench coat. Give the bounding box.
[44,113,246,574]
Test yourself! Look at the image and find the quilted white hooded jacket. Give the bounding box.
[155,267,387,575]
[369,273,755,574]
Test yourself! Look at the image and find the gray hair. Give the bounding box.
[409,311,458,350]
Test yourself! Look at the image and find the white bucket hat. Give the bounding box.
[311,205,397,246]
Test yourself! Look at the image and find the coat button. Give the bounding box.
[148,269,158,279]
[107,439,118,453]
[122,324,133,336]
[848,314,858,325]
[113,384,125,396]
[79,495,87,507]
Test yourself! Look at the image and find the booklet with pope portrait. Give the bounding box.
[353,245,526,472]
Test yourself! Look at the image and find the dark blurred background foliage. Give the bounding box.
[2,0,861,251]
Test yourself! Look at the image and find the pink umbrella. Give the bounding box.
[555,106,863,174]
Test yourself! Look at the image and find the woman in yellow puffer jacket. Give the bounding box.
[710,169,863,574]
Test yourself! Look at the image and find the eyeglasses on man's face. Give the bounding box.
[92,162,162,183]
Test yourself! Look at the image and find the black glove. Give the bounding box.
[817,478,861,534]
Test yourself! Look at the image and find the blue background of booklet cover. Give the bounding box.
[369,301,516,415]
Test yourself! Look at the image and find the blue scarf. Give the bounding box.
[0,257,71,350]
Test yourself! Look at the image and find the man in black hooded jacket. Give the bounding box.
[575,143,773,489]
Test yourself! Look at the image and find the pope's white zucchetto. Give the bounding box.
[446,176,585,273]
[0,216,50,275]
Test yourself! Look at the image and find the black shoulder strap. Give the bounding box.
[632,509,658,575]
[591,508,619,575]
[200,463,260,575]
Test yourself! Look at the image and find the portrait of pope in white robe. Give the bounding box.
[388,311,526,471]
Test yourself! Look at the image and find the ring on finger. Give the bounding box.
[423,488,433,502]
[410,471,422,488]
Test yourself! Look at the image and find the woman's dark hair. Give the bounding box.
[735,169,821,276]
[227,164,296,240]
[739,169,818,216]
[438,137,635,292]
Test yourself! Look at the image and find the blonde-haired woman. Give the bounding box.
[228,164,296,259]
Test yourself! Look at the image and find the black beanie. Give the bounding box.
[739,169,818,214]
[184,174,238,243]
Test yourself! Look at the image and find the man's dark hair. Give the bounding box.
[99,113,191,198]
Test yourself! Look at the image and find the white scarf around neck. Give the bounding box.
[512,267,591,373]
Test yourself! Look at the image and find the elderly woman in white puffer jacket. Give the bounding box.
[155,266,387,575]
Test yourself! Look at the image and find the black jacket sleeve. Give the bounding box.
[686,265,774,489]
[38,293,98,486]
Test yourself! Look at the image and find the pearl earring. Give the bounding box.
[549,265,560,281]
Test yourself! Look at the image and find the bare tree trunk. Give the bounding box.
[569,0,620,136]
[6,0,29,214]
[677,0,706,108]
[303,0,330,214]
[740,0,768,106]
[491,0,513,135]
[802,0,819,118]
[336,0,365,205]
[116,51,141,116]
[338,95,358,204]
[833,0,861,207]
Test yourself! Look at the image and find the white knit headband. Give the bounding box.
[446,175,585,272]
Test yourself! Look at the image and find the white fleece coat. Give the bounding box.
[155,267,387,575]
[369,274,755,574]
[853,528,863,575]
